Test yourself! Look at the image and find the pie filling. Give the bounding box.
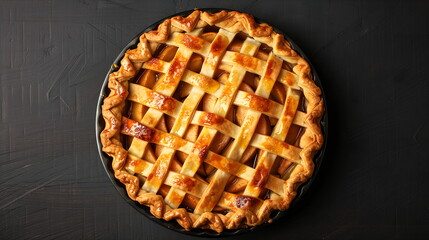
[122,26,307,213]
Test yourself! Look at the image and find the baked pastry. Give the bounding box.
[100,9,324,232]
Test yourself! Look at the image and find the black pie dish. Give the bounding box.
[95,8,328,237]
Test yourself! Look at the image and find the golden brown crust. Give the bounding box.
[100,9,324,232]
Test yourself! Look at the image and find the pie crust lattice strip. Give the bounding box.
[100,9,324,232]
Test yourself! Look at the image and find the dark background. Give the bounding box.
[1,0,429,239]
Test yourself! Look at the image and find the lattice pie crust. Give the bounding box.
[100,10,324,232]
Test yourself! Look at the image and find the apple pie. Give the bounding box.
[100,9,324,232]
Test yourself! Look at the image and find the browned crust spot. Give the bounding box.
[284,71,296,87]
[206,153,241,174]
[198,145,209,161]
[265,59,276,77]
[168,54,188,77]
[233,53,258,70]
[145,58,164,72]
[147,157,169,182]
[211,35,228,54]
[171,174,197,192]
[246,93,271,113]
[148,91,176,112]
[121,117,155,142]
[199,112,225,126]
[249,166,269,188]
[180,34,204,50]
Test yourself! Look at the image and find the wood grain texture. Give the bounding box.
[1,0,429,239]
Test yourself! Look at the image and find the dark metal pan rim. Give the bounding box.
[95,8,328,237]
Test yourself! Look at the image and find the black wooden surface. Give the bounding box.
[1,0,429,239]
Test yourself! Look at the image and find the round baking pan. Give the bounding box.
[95,8,328,237]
